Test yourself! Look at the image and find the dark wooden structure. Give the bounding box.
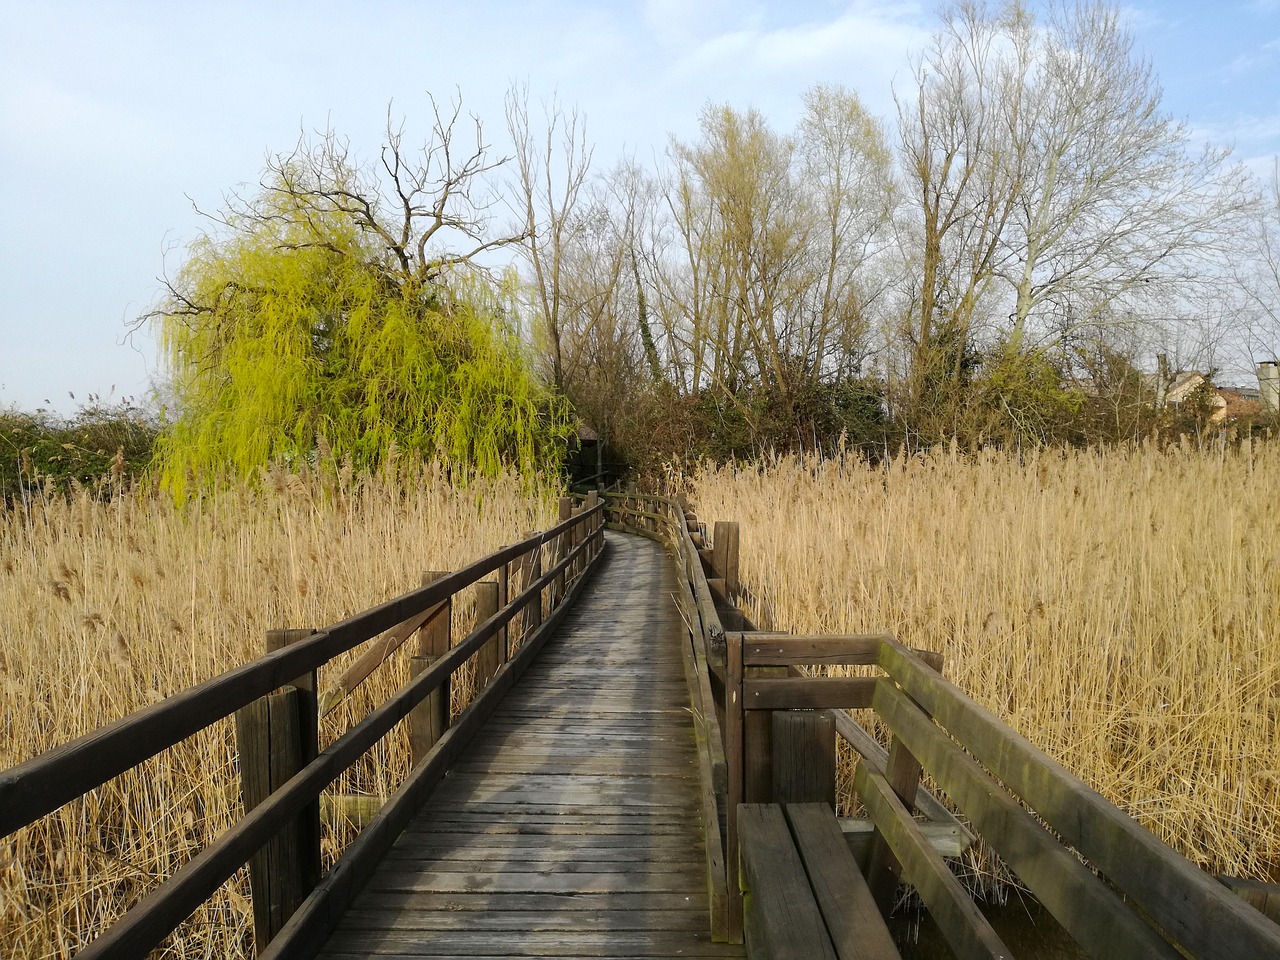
[4,488,1280,959]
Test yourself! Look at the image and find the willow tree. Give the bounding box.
[146,100,569,497]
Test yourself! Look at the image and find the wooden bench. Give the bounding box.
[738,802,901,960]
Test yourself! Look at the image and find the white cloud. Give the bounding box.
[642,0,761,48]
[658,5,929,126]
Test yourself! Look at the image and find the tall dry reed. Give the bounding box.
[0,460,556,958]
[691,439,1280,887]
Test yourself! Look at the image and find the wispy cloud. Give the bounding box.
[658,4,931,123]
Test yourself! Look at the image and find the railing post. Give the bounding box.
[726,630,745,943]
[712,521,740,598]
[770,710,835,805]
[497,556,510,660]
[554,497,572,603]
[570,503,583,581]
[234,628,320,954]
[410,571,451,766]
[585,490,600,561]
[474,580,500,692]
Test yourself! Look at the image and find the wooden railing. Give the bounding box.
[606,491,1280,959]
[0,495,607,959]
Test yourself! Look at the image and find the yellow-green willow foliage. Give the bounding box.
[151,170,568,499]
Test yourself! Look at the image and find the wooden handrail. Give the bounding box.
[0,504,602,837]
[75,522,604,960]
[876,635,1280,960]
[0,499,607,958]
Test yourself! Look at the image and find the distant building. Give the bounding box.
[1161,370,1263,424]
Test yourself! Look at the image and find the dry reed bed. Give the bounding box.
[690,440,1280,887]
[0,462,556,959]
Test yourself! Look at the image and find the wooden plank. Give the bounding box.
[342,890,709,914]
[289,531,740,960]
[744,634,888,666]
[319,928,745,956]
[854,763,1012,960]
[737,803,837,959]
[878,638,1280,960]
[875,682,1182,959]
[362,867,706,892]
[784,803,901,960]
[333,907,710,933]
[674,559,732,941]
[743,676,876,710]
[831,709,967,834]
[318,605,444,717]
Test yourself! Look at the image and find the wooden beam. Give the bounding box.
[878,638,1280,960]
[318,605,444,717]
[855,762,1012,960]
[474,581,500,692]
[744,634,887,667]
[737,804,837,960]
[873,682,1182,960]
[409,572,450,767]
[786,803,901,960]
[742,676,876,710]
[725,631,745,942]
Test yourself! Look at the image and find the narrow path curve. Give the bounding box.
[316,531,744,959]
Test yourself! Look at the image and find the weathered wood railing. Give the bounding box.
[606,491,1280,959]
[0,495,606,958]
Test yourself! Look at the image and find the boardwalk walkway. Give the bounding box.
[317,532,744,959]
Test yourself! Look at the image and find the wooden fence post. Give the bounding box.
[585,490,599,561]
[410,571,451,766]
[497,556,510,661]
[770,710,835,806]
[234,628,320,954]
[554,497,572,603]
[712,521,740,598]
[725,630,745,944]
[474,580,500,691]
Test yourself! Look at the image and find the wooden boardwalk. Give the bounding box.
[317,532,745,959]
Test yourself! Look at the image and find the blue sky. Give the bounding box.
[1,0,1277,415]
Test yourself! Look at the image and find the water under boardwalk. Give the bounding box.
[317,532,744,959]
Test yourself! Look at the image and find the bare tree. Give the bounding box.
[996,1,1255,355]
[1234,158,1280,368]
[656,93,896,441]
[895,0,1256,440]
[507,88,658,461]
[896,1,1022,404]
[506,86,594,391]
